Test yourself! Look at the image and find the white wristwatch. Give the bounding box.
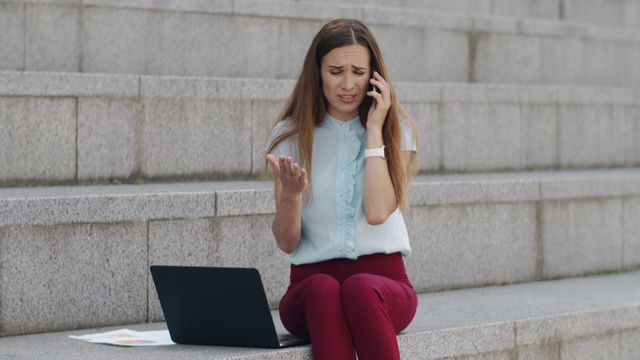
[364,146,387,159]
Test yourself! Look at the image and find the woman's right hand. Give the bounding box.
[267,154,306,253]
[266,154,308,195]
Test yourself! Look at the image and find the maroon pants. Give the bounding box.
[279,253,418,360]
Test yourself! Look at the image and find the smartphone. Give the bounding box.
[370,75,378,103]
[364,67,378,113]
[369,66,379,102]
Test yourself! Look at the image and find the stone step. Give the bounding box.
[0,169,639,336]
[275,0,640,30]
[1,0,640,86]
[0,271,638,359]
[1,71,639,186]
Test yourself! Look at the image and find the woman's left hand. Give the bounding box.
[366,71,391,131]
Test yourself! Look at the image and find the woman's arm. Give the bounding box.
[363,71,412,224]
[363,134,412,224]
[363,128,396,224]
[266,154,307,253]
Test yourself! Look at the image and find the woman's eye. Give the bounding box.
[354,72,365,75]
[330,72,341,75]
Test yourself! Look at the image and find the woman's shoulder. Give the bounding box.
[400,117,417,153]
[266,119,297,153]
[271,119,295,136]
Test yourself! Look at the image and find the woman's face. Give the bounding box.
[320,44,371,121]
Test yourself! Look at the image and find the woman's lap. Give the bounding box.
[279,253,418,360]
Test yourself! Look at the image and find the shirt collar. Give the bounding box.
[323,113,361,130]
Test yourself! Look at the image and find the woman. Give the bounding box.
[265,18,419,360]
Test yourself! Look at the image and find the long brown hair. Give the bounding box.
[267,18,419,211]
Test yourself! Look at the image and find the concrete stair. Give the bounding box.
[1,0,640,86]
[277,0,640,30]
[1,0,639,358]
[0,271,639,359]
[1,71,639,186]
[1,169,639,337]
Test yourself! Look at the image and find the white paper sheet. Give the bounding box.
[69,329,175,347]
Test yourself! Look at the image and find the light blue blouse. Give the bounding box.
[266,113,416,265]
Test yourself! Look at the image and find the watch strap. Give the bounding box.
[364,146,387,159]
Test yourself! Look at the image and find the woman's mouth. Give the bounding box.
[338,95,357,104]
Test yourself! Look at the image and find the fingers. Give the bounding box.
[281,156,297,177]
[290,161,305,181]
[266,154,280,172]
[268,155,305,181]
[367,71,391,111]
[292,163,300,177]
[371,71,390,90]
[366,72,392,130]
[369,71,390,100]
[367,86,383,105]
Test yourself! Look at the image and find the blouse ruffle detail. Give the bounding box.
[338,123,361,259]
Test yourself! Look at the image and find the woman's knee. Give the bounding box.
[341,274,418,333]
[341,274,382,306]
[300,274,341,303]
[280,274,342,333]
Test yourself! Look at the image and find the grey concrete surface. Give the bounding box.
[0,71,138,97]
[441,103,522,171]
[2,1,640,85]
[0,183,219,227]
[77,98,140,181]
[2,169,639,227]
[541,198,623,278]
[0,97,76,182]
[621,329,640,359]
[0,222,148,336]
[623,197,640,270]
[292,0,638,30]
[405,202,537,292]
[0,170,639,336]
[626,106,640,165]
[140,98,251,177]
[25,4,79,72]
[0,271,638,359]
[558,105,627,168]
[2,72,640,183]
[8,0,640,31]
[0,2,24,71]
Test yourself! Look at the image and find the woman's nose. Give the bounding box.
[342,74,354,90]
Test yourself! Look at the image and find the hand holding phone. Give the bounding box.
[370,84,378,103]
[366,71,391,131]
